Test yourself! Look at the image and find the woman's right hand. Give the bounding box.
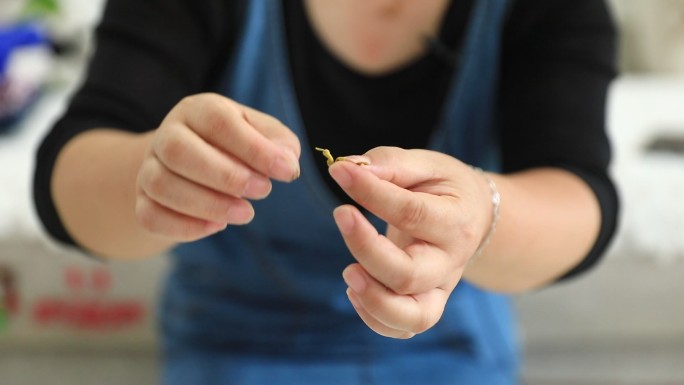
[135,93,301,242]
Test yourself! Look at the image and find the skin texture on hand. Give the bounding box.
[135,94,301,241]
[328,147,492,339]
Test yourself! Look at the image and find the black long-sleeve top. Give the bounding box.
[34,0,620,280]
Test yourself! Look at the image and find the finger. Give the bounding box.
[135,191,226,242]
[343,264,448,334]
[346,289,416,339]
[139,155,255,225]
[179,94,300,182]
[242,105,301,160]
[334,205,451,294]
[153,122,272,199]
[329,160,458,244]
[363,147,466,192]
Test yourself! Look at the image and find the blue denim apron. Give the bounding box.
[162,0,518,383]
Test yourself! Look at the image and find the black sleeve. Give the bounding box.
[498,0,620,280]
[33,0,246,246]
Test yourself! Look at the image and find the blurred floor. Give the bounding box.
[2,345,684,385]
[0,349,160,385]
[517,256,684,385]
[1,251,683,385]
[523,341,684,385]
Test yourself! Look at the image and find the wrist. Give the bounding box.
[471,167,500,258]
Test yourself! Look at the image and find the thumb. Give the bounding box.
[361,147,459,190]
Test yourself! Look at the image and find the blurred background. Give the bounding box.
[0,0,683,384]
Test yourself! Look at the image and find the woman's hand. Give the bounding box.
[135,93,301,242]
[329,146,493,339]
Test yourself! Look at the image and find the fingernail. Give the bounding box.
[329,164,352,189]
[338,155,371,166]
[207,221,228,233]
[270,151,300,181]
[227,204,254,224]
[333,206,354,235]
[343,268,367,294]
[243,176,271,199]
[346,288,361,309]
[285,149,301,180]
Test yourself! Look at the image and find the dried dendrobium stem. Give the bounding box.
[315,147,370,167]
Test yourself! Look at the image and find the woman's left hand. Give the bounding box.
[329,146,494,339]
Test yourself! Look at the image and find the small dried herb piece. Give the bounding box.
[315,147,336,166]
[315,147,370,167]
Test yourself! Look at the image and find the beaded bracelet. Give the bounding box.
[472,167,501,258]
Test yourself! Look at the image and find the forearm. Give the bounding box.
[51,129,175,260]
[463,167,602,293]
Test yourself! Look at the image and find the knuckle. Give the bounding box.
[244,105,281,127]
[218,166,248,193]
[143,167,167,199]
[396,331,417,340]
[353,233,376,258]
[261,113,282,128]
[177,95,196,111]
[176,223,203,243]
[413,312,434,334]
[397,198,427,231]
[204,196,232,220]
[136,159,153,186]
[460,220,479,245]
[135,198,158,233]
[177,93,226,119]
[203,101,231,138]
[179,93,217,115]
[413,305,445,335]
[135,194,206,241]
[289,138,302,158]
[393,267,420,295]
[354,186,375,207]
[369,146,398,160]
[156,133,188,167]
[361,290,385,314]
[242,140,265,167]
[182,93,218,107]
[276,130,301,158]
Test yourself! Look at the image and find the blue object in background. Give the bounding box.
[0,23,49,132]
[0,23,46,76]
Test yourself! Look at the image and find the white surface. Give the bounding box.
[0,86,73,242]
[0,0,105,244]
[606,76,684,262]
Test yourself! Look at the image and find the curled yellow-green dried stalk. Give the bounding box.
[315,147,369,167]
